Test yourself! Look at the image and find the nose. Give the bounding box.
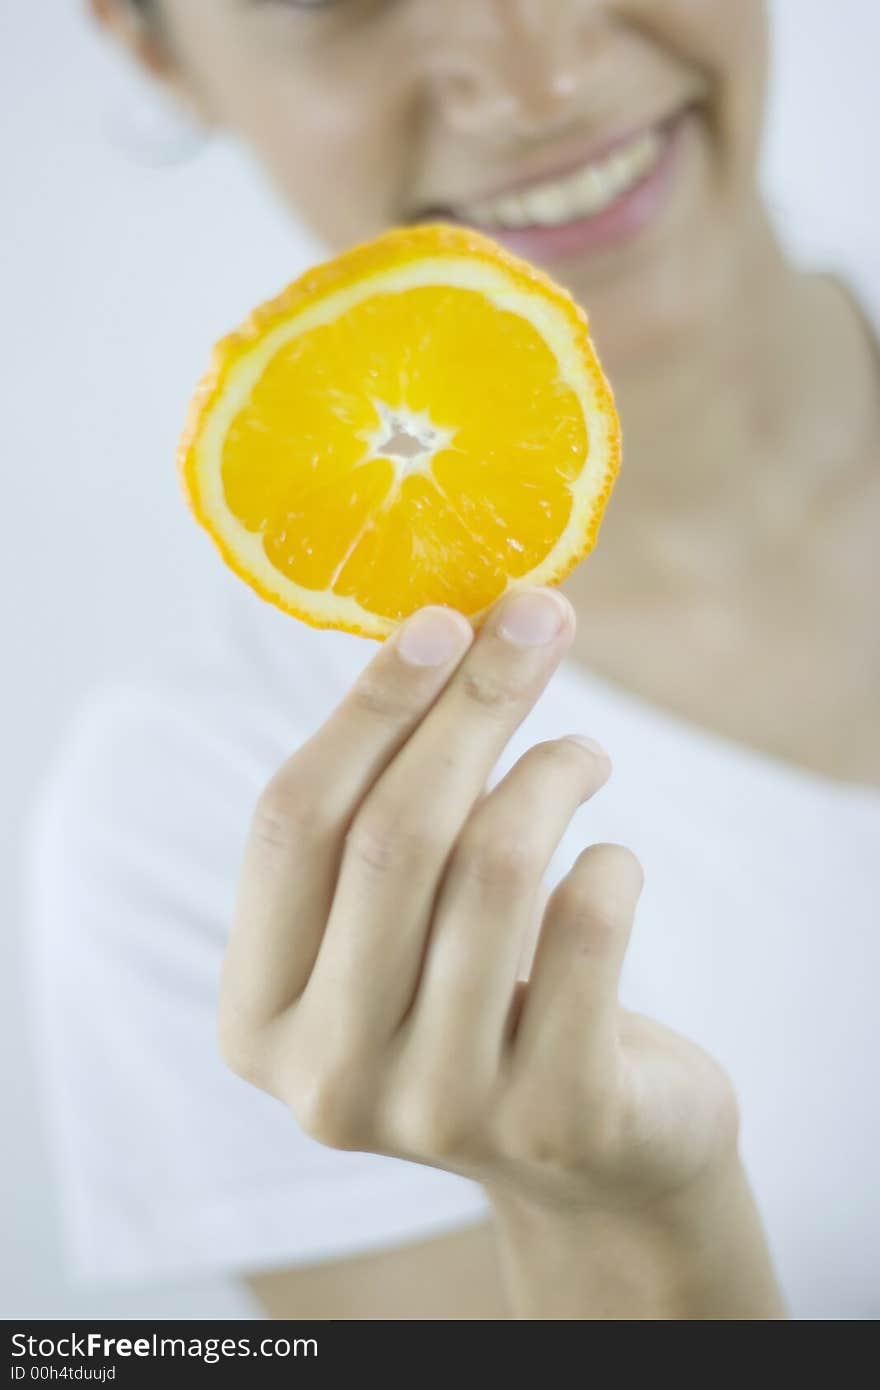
[424,0,597,140]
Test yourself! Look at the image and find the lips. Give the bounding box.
[417,108,691,263]
[460,126,666,230]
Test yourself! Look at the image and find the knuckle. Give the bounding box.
[456,828,543,892]
[493,1099,567,1166]
[495,1093,598,1170]
[460,669,520,716]
[557,843,645,938]
[586,905,621,949]
[553,881,621,951]
[348,674,414,723]
[290,1063,365,1151]
[518,1127,577,1168]
[390,1090,471,1159]
[251,775,325,853]
[346,805,441,875]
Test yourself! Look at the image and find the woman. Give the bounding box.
[30,0,878,1319]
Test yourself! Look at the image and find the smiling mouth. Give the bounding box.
[426,116,680,235]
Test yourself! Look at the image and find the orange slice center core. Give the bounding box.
[363,400,456,489]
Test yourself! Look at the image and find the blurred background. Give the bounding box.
[3,0,877,1319]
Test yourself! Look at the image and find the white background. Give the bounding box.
[2,0,877,1319]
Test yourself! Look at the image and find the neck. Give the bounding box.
[605,203,875,527]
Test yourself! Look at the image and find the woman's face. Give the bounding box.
[124,0,769,367]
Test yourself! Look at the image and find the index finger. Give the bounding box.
[224,605,475,1020]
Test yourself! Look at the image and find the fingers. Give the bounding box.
[407,737,612,1077]
[223,605,474,1023]
[514,844,644,1082]
[318,605,476,801]
[304,587,575,1027]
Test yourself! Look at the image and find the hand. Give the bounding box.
[219,586,739,1225]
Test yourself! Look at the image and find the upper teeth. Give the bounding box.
[462,129,663,230]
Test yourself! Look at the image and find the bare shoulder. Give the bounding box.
[246,1221,509,1321]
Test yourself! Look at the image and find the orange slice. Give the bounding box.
[179,224,620,639]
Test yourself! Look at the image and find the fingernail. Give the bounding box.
[497,588,570,647]
[397,607,471,668]
[565,734,611,764]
